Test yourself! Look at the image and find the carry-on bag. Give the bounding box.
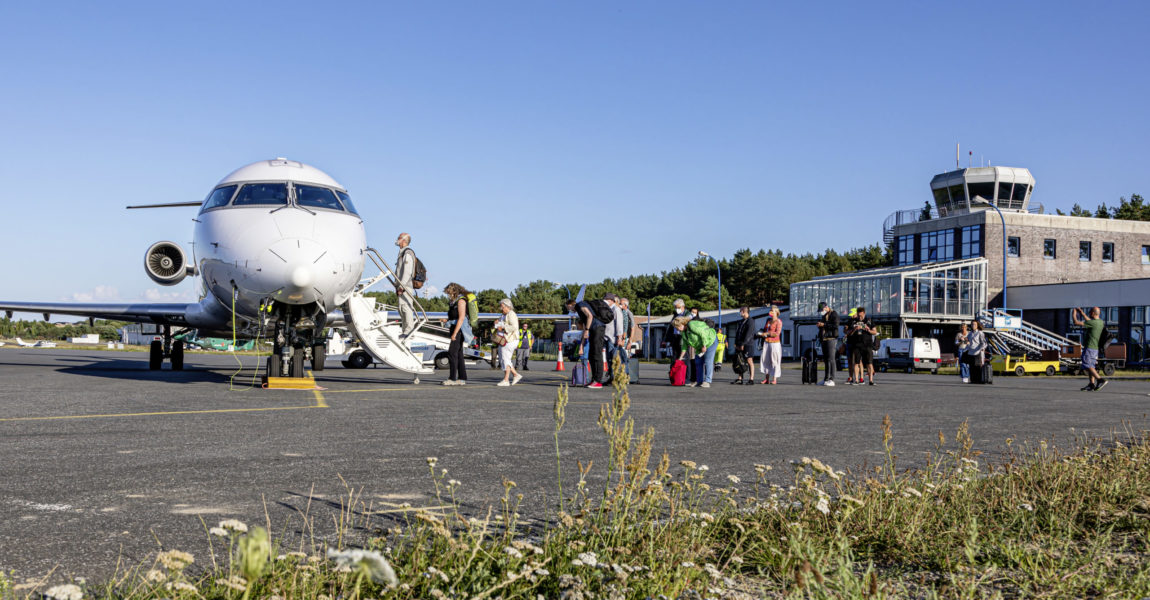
[980,361,993,385]
[669,360,687,386]
[571,361,589,386]
[628,356,641,384]
[801,347,818,384]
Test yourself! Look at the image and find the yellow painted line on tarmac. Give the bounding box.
[309,371,328,407]
[0,405,320,423]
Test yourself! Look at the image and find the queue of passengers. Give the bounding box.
[565,294,639,389]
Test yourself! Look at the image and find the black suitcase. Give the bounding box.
[628,356,640,384]
[801,348,818,384]
[980,362,993,384]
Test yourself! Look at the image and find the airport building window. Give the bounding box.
[233,183,289,206]
[1103,242,1115,263]
[1007,236,1020,257]
[967,182,995,203]
[1143,245,1150,265]
[920,230,954,263]
[960,225,982,259]
[1134,306,1146,324]
[1080,241,1092,262]
[897,235,915,266]
[201,185,237,211]
[336,191,359,216]
[1044,239,1057,260]
[296,185,344,211]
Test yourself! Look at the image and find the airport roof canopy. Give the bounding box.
[790,257,988,323]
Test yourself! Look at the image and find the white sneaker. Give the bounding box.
[823,380,836,387]
[700,382,711,388]
[512,374,523,385]
[497,381,510,387]
[962,378,970,383]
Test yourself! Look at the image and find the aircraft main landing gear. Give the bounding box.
[147,325,185,371]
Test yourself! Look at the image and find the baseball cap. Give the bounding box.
[603,293,619,301]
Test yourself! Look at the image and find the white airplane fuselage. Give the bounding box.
[181,159,367,333]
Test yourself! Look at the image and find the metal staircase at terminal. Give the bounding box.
[977,309,1077,356]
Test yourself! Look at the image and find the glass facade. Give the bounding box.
[921,230,954,263]
[960,225,982,259]
[791,259,987,321]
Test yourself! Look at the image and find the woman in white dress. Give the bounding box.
[496,298,523,386]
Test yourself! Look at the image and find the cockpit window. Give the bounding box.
[296,185,344,211]
[232,183,289,206]
[201,185,237,211]
[336,191,359,216]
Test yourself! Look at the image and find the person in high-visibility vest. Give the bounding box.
[516,321,534,371]
[714,329,727,371]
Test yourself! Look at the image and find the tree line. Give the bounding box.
[0,318,124,342]
[1057,194,1149,221]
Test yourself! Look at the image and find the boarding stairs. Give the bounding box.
[977,309,1078,357]
[342,248,436,379]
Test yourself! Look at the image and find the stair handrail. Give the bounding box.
[361,247,429,333]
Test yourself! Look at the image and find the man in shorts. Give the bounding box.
[846,306,878,385]
[1072,306,1108,391]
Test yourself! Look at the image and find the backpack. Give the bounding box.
[583,299,615,324]
[465,293,479,328]
[1099,327,1113,351]
[402,248,427,290]
[732,351,748,375]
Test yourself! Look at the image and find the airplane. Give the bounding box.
[15,338,57,348]
[0,158,575,379]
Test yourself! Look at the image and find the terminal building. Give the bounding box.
[790,166,1150,363]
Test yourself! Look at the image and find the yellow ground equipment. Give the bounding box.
[991,354,1060,377]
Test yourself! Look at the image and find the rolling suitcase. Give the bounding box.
[628,356,641,384]
[801,348,818,384]
[669,359,687,386]
[979,361,993,385]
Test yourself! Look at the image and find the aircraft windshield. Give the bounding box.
[336,191,359,216]
[296,185,344,211]
[201,185,237,211]
[232,183,288,206]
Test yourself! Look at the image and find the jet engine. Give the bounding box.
[144,241,191,286]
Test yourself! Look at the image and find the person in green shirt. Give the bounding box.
[674,316,718,388]
[1072,307,1108,391]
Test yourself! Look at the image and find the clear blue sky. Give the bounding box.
[1,1,1147,307]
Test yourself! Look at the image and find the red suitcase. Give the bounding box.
[669,359,687,386]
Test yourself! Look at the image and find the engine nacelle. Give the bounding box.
[144,241,190,286]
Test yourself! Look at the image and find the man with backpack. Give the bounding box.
[393,232,424,337]
[846,306,877,386]
[1072,307,1109,391]
[601,293,626,384]
[566,297,614,389]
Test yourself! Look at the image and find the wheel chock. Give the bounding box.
[262,375,318,390]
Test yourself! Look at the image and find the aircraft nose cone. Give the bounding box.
[290,266,313,289]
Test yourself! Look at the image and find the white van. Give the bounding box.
[875,338,941,374]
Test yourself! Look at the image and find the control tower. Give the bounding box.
[930,166,1035,218]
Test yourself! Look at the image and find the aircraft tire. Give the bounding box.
[311,344,326,371]
[267,354,282,378]
[171,341,184,371]
[291,347,305,377]
[149,340,163,370]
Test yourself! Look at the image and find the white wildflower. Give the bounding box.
[699,465,710,472]
[215,576,247,592]
[1019,503,1034,512]
[504,546,524,559]
[905,487,923,498]
[679,460,697,469]
[571,559,585,567]
[577,551,599,567]
[448,479,461,487]
[44,584,84,600]
[144,569,166,582]
[326,548,398,586]
[209,527,229,537]
[727,475,740,484]
[730,555,744,564]
[815,496,830,515]
[427,456,439,466]
[218,519,248,533]
[698,512,715,523]
[164,582,198,594]
[680,561,696,568]
[157,550,195,570]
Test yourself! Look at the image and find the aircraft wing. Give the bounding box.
[0,301,198,326]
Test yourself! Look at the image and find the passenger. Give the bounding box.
[848,307,877,385]
[442,283,472,386]
[496,299,523,387]
[394,233,417,336]
[731,306,756,385]
[602,294,626,383]
[566,298,606,389]
[966,319,987,383]
[620,298,637,377]
[758,306,782,384]
[815,302,840,386]
[674,315,718,388]
[955,324,970,383]
[844,307,858,384]
[1072,307,1108,391]
[515,321,533,371]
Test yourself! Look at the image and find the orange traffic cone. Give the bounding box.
[555,343,565,371]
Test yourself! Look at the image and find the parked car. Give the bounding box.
[875,337,940,374]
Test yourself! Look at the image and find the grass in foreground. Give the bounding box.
[10,360,1150,600]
